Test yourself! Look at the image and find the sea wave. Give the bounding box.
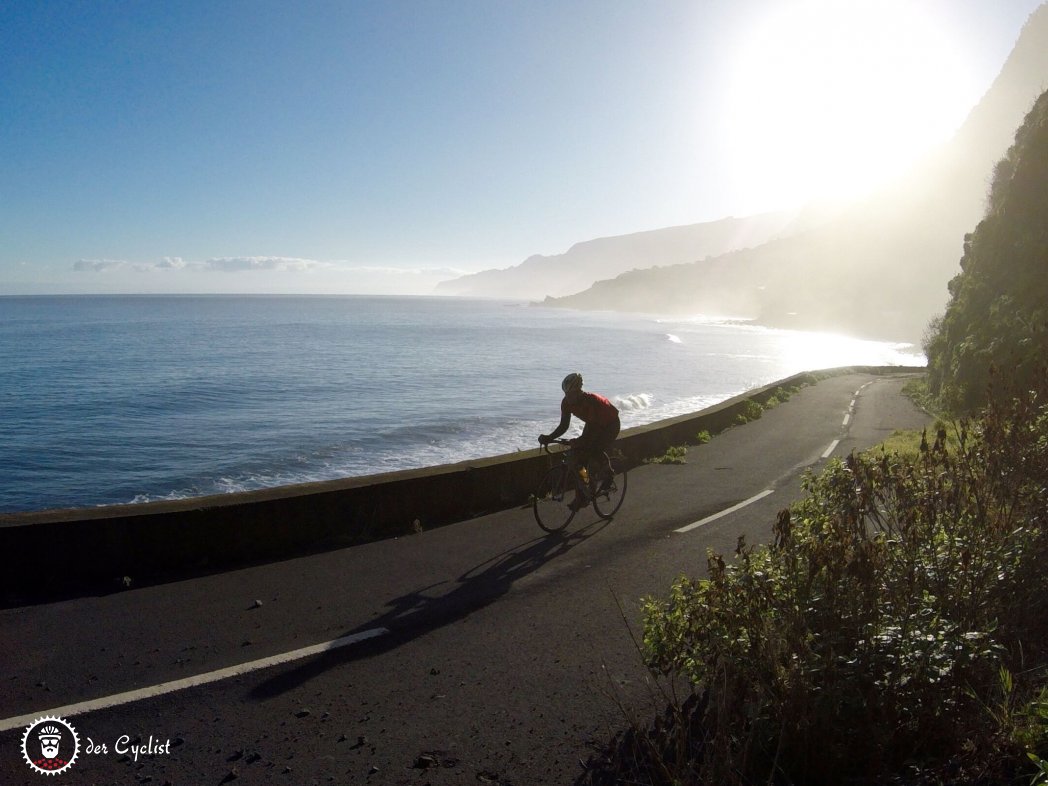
[615,393,654,411]
[655,314,758,328]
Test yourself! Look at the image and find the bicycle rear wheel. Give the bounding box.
[533,465,577,532]
[592,459,627,519]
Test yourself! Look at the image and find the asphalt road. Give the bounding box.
[0,372,933,786]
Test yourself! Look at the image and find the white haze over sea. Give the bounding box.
[0,295,923,513]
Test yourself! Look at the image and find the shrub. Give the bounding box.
[623,379,1048,786]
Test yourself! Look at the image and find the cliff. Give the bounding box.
[925,87,1048,411]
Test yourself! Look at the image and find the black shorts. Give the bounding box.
[575,417,621,464]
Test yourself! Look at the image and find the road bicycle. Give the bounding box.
[532,438,627,532]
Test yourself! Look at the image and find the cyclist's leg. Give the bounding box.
[567,455,589,510]
[573,426,593,464]
[576,421,618,492]
[573,427,600,503]
[595,419,621,489]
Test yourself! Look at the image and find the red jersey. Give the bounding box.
[562,391,619,426]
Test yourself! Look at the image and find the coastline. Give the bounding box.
[534,294,928,346]
[2,295,925,514]
[0,365,924,604]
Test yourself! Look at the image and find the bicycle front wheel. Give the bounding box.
[533,465,577,532]
[592,460,627,519]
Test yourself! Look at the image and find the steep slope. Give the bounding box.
[925,88,1048,412]
[545,4,1048,343]
[434,211,796,300]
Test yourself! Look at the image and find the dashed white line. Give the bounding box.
[675,489,775,533]
[842,413,851,426]
[0,627,390,732]
[822,439,841,459]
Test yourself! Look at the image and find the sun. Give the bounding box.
[718,0,976,210]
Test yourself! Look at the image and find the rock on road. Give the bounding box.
[0,371,932,785]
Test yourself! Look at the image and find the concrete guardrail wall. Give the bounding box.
[0,366,923,603]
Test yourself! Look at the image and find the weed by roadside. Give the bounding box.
[734,400,763,425]
[761,383,803,410]
[867,420,960,460]
[645,446,688,465]
[902,375,940,416]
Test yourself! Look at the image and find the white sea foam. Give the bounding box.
[615,393,654,411]
[126,491,193,505]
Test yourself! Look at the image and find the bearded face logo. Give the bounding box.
[39,726,62,759]
[21,716,80,775]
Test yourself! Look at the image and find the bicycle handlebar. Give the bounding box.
[539,437,573,454]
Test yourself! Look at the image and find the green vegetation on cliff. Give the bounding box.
[925,89,1048,413]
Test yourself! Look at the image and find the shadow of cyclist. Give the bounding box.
[248,517,609,700]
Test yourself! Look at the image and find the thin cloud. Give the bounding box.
[75,258,186,273]
[202,256,329,273]
[74,258,129,272]
[72,256,468,280]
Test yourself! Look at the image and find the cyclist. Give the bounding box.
[539,372,620,508]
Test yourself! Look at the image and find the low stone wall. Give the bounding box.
[0,366,921,602]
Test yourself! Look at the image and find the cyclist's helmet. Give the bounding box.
[561,372,583,394]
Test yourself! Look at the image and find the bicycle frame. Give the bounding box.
[533,438,627,530]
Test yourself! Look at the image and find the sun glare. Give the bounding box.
[720,0,975,210]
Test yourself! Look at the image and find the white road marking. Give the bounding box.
[675,489,775,533]
[675,377,879,533]
[0,627,390,732]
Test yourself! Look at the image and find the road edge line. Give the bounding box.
[675,489,775,534]
[0,627,390,732]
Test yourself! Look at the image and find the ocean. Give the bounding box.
[0,295,923,514]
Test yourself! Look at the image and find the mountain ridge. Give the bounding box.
[434,211,800,300]
[542,3,1048,343]
[448,3,1048,344]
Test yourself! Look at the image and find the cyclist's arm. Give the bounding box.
[540,404,572,442]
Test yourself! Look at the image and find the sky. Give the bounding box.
[1,0,1045,296]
